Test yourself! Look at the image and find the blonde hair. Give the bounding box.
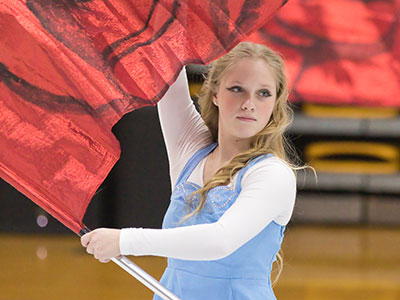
[183,41,316,286]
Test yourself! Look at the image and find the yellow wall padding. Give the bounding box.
[305,141,400,174]
[188,82,203,99]
[303,103,399,119]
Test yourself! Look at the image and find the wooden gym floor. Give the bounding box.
[1,225,400,300]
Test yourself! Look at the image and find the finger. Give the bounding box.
[99,258,110,263]
[93,249,103,260]
[80,232,92,247]
[86,245,94,255]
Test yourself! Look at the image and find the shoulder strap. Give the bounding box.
[175,142,218,185]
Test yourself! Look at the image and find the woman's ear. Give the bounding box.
[213,93,218,106]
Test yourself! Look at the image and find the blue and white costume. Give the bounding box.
[120,67,297,299]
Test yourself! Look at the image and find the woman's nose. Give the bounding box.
[241,96,256,111]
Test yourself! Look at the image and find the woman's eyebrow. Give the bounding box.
[229,80,274,88]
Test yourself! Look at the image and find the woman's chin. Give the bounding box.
[231,132,257,141]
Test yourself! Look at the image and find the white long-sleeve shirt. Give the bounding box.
[119,67,296,260]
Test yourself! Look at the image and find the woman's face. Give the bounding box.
[213,57,277,143]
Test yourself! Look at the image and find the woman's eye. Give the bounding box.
[259,89,272,97]
[227,86,242,93]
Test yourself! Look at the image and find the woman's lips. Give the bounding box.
[237,117,256,122]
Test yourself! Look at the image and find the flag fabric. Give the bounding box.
[247,0,400,107]
[0,0,286,234]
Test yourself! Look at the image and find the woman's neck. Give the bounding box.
[212,135,252,165]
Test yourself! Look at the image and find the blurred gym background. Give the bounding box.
[1,0,399,299]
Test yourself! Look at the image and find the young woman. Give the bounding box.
[81,41,311,299]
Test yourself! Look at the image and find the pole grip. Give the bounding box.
[78,225,180,300]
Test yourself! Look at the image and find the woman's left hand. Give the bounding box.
[80,228,121,263]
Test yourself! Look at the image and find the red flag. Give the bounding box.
[0,0,286,234]
[247,0,400,107]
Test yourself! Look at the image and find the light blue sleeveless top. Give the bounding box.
[154,143,285,300]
